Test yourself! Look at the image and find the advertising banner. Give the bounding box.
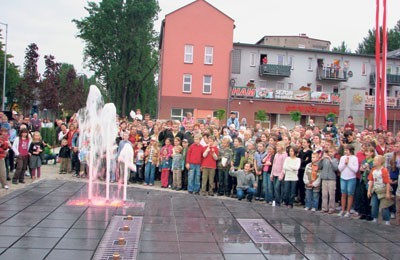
[275,90,293,100]
[292,91,311,101]
[311,92,331,102]
[256,88,274,99]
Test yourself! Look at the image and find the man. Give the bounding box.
[30,113,41,132]
[227,112,239,130]
[322,118,337,139]
[229,163,257,202]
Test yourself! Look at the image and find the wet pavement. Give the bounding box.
[0,180,399,259]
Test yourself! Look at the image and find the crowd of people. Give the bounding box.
[0,109,399,226]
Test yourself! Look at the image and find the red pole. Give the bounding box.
[381,0,388,130]
[375,0,381,130]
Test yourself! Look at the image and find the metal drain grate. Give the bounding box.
[93,216,143,260]
[237,219,287,244]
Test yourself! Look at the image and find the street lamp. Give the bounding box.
[0,22,8,111]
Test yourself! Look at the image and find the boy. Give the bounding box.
[304,152,322,211]
[217,137,233,196]
[229,163,257,202]
[59,139,71,174]
[186,134,203,194]
[319,147,339,214]
[201,135,218,196]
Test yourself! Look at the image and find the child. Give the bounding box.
[78,141,89,178]
[159,146,171,188]
[28,131,45,180]
[181,139,189,190]
[12,128,31,184]
[0,128,10,189]
[134,142,144,183]
[270,141,288,206]
[319,147,339,214]
[367,155,394,225]
[304,152,322,211]
[186,134,203,194]
[144,137,160,186]
[338,144,359,217]
[229,163,257,202]
[356,146,375,220]
[58,138,71,175]
[262,144,275,204]
[254,142,267,201]
[217,137,233,196]
[230,137,246,197]
[201,135,218,196]
[161,138,173,188]
[283,146,300,208]
[171,145,184,190]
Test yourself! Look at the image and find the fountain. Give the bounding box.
[67,85,136,206]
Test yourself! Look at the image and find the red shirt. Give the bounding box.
[186,143,203,165]
[201,146,219,169]
[18,138,29,156]
[0,136,9,159]
[356,151,366,179]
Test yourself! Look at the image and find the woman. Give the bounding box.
[297,138,313,205]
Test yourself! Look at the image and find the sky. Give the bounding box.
[1,0,400,77]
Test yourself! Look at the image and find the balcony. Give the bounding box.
[259,64,291,77]
[369,73,400,85]
[316,67,348,82]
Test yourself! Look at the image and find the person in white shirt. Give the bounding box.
[283,146,301,208]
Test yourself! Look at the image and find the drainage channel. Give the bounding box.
[237,218,287,244]
[93,215,143,260]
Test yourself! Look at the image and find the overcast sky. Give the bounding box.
[1,0,399,76]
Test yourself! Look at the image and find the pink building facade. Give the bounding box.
[158,0,234,121]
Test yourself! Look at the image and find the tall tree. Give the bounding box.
[0,29,21,110]
[332,41,351,53]
[39,55,61,111]
[356,20,400,54]
[58,64,86,114]
[15,43,40,114]
[73,0,160,116]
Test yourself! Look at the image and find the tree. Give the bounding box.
[289,111,301,125]
[15,43,40,114]
[332,41,351,53]
[0,29,21,110]
[356,20,400,54]
[58,64,86,115]
[39,55,61,111]
[73,0,160,116]
[255,110,267,122]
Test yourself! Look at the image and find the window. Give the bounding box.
[276,82,284,90]
[361,63,367,75]
[396,66,400,75]
[204,46,213,65]
[288,56,294,69]
[184,45,194,63]
[333,86,339,93]
[316,85,322,92]
[203,75,212,94]
[259,80,267,88]
[307,57,313,71]
[287,83,293,90]
[183,74,192,93]
[387,66,392,74]
[171,108,194,122]
[231,49,241,74]
[277,55,284,65]
[250,53,256,67]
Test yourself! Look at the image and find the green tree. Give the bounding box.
[255,110,267,122]
[289,111,301,124]
[39,55,61,111]
[332,41,351,53]
[15,43,40,114]
[356,20,400,54]
[73,0,160,116]
[58,64,86,115]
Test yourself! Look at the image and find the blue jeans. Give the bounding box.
[272,176,282,205]
[255,175,264,199]
[237,187,256,201]
[263,172,273,203]
[218,168,229,194]
[305,189,320,209]
[144,162,156,185]
[284,181,297,206]
[371,193,390,221]
[188,164,201,192]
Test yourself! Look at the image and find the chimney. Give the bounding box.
[299,33,308,38]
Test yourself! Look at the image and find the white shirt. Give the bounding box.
[338,155,358,180]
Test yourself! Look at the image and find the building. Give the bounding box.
[256,34,331,51]
[158,0,234,121]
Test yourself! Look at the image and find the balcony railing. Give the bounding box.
[316,67,348,81]
[259,64,291,77]
[369,73,400,85]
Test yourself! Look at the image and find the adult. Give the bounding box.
[227,112,239,130]
[182,112,194,131]
[30,113,41,132]
[322,118,338,139]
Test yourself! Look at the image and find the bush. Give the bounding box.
[40,127,57,146]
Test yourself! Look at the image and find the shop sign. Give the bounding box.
[286,105,339,115]
[256,88,274,99]
[365,95,374,105]
[275,90,293,99]
[311,92,331,102]
[292,91,310,101]
[364,95,397,107]
[231,87,256,97]
[388,97,397,107]
[331,93,341,103]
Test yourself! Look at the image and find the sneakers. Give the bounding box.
[337,211,344,217]
[304,207,310,211]
[4,185,8,189]
[311,208,316,212]
[372,218,378,223]
[390,213,396,219]
[350,209,357,214]
[385,221,390,226]
[272,201,276,207]
[344,212,351,218]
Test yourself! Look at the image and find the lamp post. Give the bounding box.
[0,22,8,111]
